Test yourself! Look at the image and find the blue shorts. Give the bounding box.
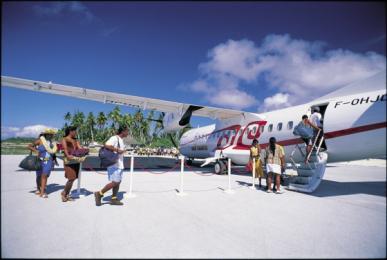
[107,166,123,183]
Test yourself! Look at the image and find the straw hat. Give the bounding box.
[42,128,57,135]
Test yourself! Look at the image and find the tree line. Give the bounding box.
[55,106,189,148]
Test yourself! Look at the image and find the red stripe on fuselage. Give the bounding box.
[232,121,387,150]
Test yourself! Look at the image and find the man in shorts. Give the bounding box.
[94,125,129,206]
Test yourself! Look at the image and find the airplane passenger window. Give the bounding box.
[277,123,283,131]
[268,124,273,132]
[252,126,257,134]
[287,121,293,130]
[259,125,264,133]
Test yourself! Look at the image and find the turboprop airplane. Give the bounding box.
[1,70,386,192]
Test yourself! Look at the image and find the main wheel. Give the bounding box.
[186,159,193,166]
[214,160,226,175]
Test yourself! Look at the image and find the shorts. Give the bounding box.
[302,137,312,146]
[107,166,123,183]
[266,163,281,175]
[64,163,80,180]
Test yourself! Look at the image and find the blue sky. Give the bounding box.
[1,1,386,138]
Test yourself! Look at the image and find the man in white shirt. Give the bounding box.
[94,125,129,206]
[310,107,323,145]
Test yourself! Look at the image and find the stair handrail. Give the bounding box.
[306,129,321,162]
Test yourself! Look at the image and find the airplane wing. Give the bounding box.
[1,76,248,120]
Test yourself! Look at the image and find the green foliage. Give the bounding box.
[2,137,35,143]
[58,108,180,148]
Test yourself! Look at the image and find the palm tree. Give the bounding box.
[71,111,85,143]
[86,112,96,142]
[64,112,72,125]
[108,106,122,129]
[96,112,107,129]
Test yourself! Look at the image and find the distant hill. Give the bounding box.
[2,137,35,143]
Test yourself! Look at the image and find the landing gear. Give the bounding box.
[186,159,193,166]
[214,159,227,175]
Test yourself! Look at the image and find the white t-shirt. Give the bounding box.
[310,112,322,128]
[105,135,125,169]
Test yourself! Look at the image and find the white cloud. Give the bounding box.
[1,125,57,140]
[262,93,291,110]
[33,1,96,24]
[184,34,386,112]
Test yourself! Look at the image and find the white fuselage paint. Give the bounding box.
[179,89,386,165]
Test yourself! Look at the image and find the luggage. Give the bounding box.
[293,122,314,138]
[71,148,89,157]
[245,160,253,172]
[98,147,119,168]
[19,153,42,171]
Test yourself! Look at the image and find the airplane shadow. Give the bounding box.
[309,180,386,197]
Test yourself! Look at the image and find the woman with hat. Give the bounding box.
[27,128,59,198]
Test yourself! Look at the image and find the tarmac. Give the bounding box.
[1,155,386,258]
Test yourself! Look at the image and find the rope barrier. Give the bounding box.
[134,159,181,174]
[183,162,214,176]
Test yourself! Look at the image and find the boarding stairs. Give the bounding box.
[285,130,328,193]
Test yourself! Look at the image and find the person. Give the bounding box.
[27,129,59,198]
[264,137,285,194]
[249,139,264,188]
[300,115,320,163]
[310,107,323,145]
[271,144,285,192]
[61,126,86,202]
[94,125,129,206]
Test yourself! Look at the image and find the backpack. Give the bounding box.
[98,136,120,168]
[293,122,314,139]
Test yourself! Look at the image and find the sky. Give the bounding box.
[1,1,386,139]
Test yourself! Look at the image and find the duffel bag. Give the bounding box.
[98,147,119,168]
[19,153,42,171]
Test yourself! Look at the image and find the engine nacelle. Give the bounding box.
[163,112,187,133]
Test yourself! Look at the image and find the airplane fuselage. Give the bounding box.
[179,90,386,165]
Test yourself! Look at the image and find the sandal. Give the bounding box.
[61,192,68,202]
[66,195,75,201]
[35,190,41,195]
[40,193,48,198]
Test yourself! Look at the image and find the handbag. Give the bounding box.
[71,148,89,157]
[19,152,42,171]
[98,137,120,168]
[245,160,253,172]
[293,122,314,138]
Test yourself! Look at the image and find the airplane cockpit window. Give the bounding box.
[277,123,283,131]
[268,124,273,132]
[287,121,293,130]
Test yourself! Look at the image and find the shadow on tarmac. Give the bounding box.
[310,180,386,197]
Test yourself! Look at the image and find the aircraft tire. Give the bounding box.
[186,159,193,166]
[214,160,226,175]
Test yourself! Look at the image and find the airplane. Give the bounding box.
[2,70,386,192]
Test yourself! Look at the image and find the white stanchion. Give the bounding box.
[176,155,187,196]
[250,159,256,189]
[224,158,235,194]
[125,154,137,198]
[75,162,86,197]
